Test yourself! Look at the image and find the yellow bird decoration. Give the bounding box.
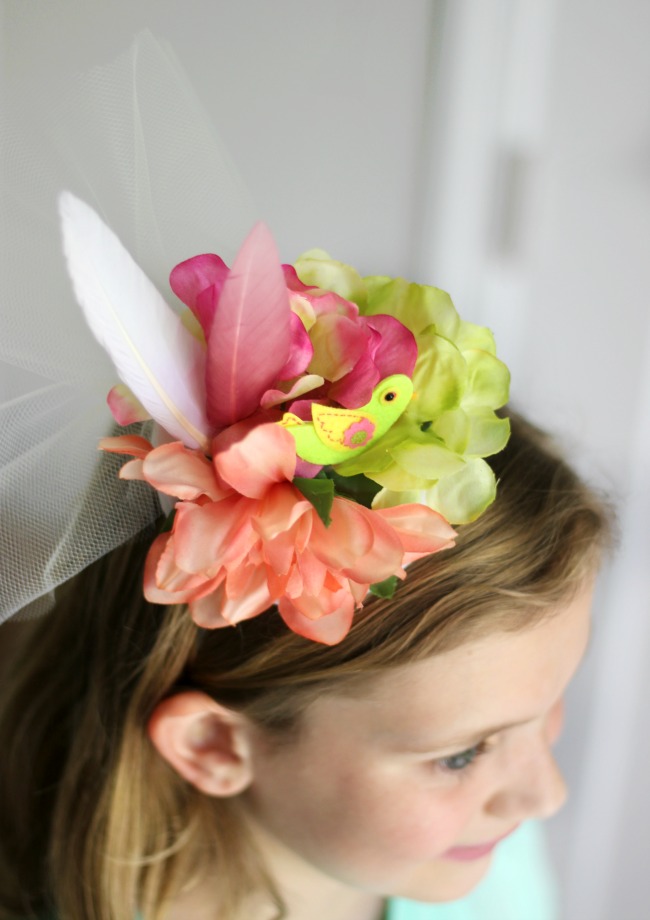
[279,374,413,466]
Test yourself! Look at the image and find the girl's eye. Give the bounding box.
[437,740,490,773]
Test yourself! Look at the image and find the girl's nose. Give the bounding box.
[485,734,568,823]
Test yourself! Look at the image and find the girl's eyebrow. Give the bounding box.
[394,716,535,754]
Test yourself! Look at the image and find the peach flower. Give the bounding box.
[101,423,455,644]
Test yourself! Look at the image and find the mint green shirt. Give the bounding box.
[386,822,558,920]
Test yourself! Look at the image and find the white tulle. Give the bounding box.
[0,32,257,621]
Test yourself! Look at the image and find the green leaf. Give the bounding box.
[369,575,399,599]
[159,508,176,533]
[325,470,383,509]
[293,476,335,526]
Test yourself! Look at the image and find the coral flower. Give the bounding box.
[101,423,455,645]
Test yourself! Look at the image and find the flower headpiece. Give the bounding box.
[59,192,510,644]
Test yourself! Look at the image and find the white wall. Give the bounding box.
[3,1,649,916]
[420,3,650,918]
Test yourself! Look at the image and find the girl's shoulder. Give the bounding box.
[386,821,559,920]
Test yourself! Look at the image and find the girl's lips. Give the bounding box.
[442,825,519,862]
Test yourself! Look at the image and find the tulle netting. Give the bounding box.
[0,33,257,621]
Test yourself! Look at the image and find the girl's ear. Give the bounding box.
[148,691,254,797]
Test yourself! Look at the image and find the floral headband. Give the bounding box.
[59,192,510,645]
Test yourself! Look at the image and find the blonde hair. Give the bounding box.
[0,413,611,920]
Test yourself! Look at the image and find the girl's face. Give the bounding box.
[244,583,593,904]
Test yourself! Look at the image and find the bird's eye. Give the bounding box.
[383,391,397,402]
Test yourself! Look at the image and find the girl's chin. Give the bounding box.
[388,853,493,905]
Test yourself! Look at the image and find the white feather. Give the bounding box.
[59,192,210,450]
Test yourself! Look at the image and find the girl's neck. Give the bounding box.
[162,823,386,920]
[245,819,386,920]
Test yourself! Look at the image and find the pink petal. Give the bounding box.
[142,441,226,500]
[308,313,367,381]
[169,253,229,334]
[294,458,324,478]
[215,423,296,498]
[276,312,314,381]
[107,384,151,425]
[282,264,314,293]
[260,374,325,410]
[205,223,291,429]
[361,314,418,378]
[307,290,358,320]
[98,434,154,458]
[328,349,380,408]
[278,595,356,645]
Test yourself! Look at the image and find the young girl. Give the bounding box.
[0,411,608,920]
[0,34,609,920]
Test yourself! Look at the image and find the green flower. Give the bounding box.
[294,254,510,525]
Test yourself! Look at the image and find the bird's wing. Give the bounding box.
[311,405,376,448]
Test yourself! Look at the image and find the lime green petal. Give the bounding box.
[463,409,511,457]
[362,278,461,340]
[371,486,424,510]
[431,408,470,454]
[366,464,432,492]
[411,331,467,420]
[425,459,497,524]
[294,253,366,306]
[461,350,511,409]
[390,440,466,480]
[296,248,332,260]
[455,320,497,355]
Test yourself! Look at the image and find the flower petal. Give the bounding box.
[373,503,456,555]
[143,533,220,603]
[215,423,296,497]
[260,374,325,410]
[308,313,367,381]
[276,312,314,380]
[169,253,229,333]
[278,595,356,645]
[189,569,273,628]
[310,499,404,584]
[425,458,498,524]
[461,350,510,410]
[142,441,226,500]
[107,384,151,425]
[294,251,367,306]
[173,498,255,575]
[99,434,154,458]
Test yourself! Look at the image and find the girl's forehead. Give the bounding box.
[302,583,593,748]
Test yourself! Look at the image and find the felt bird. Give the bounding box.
[280,374,413,466]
